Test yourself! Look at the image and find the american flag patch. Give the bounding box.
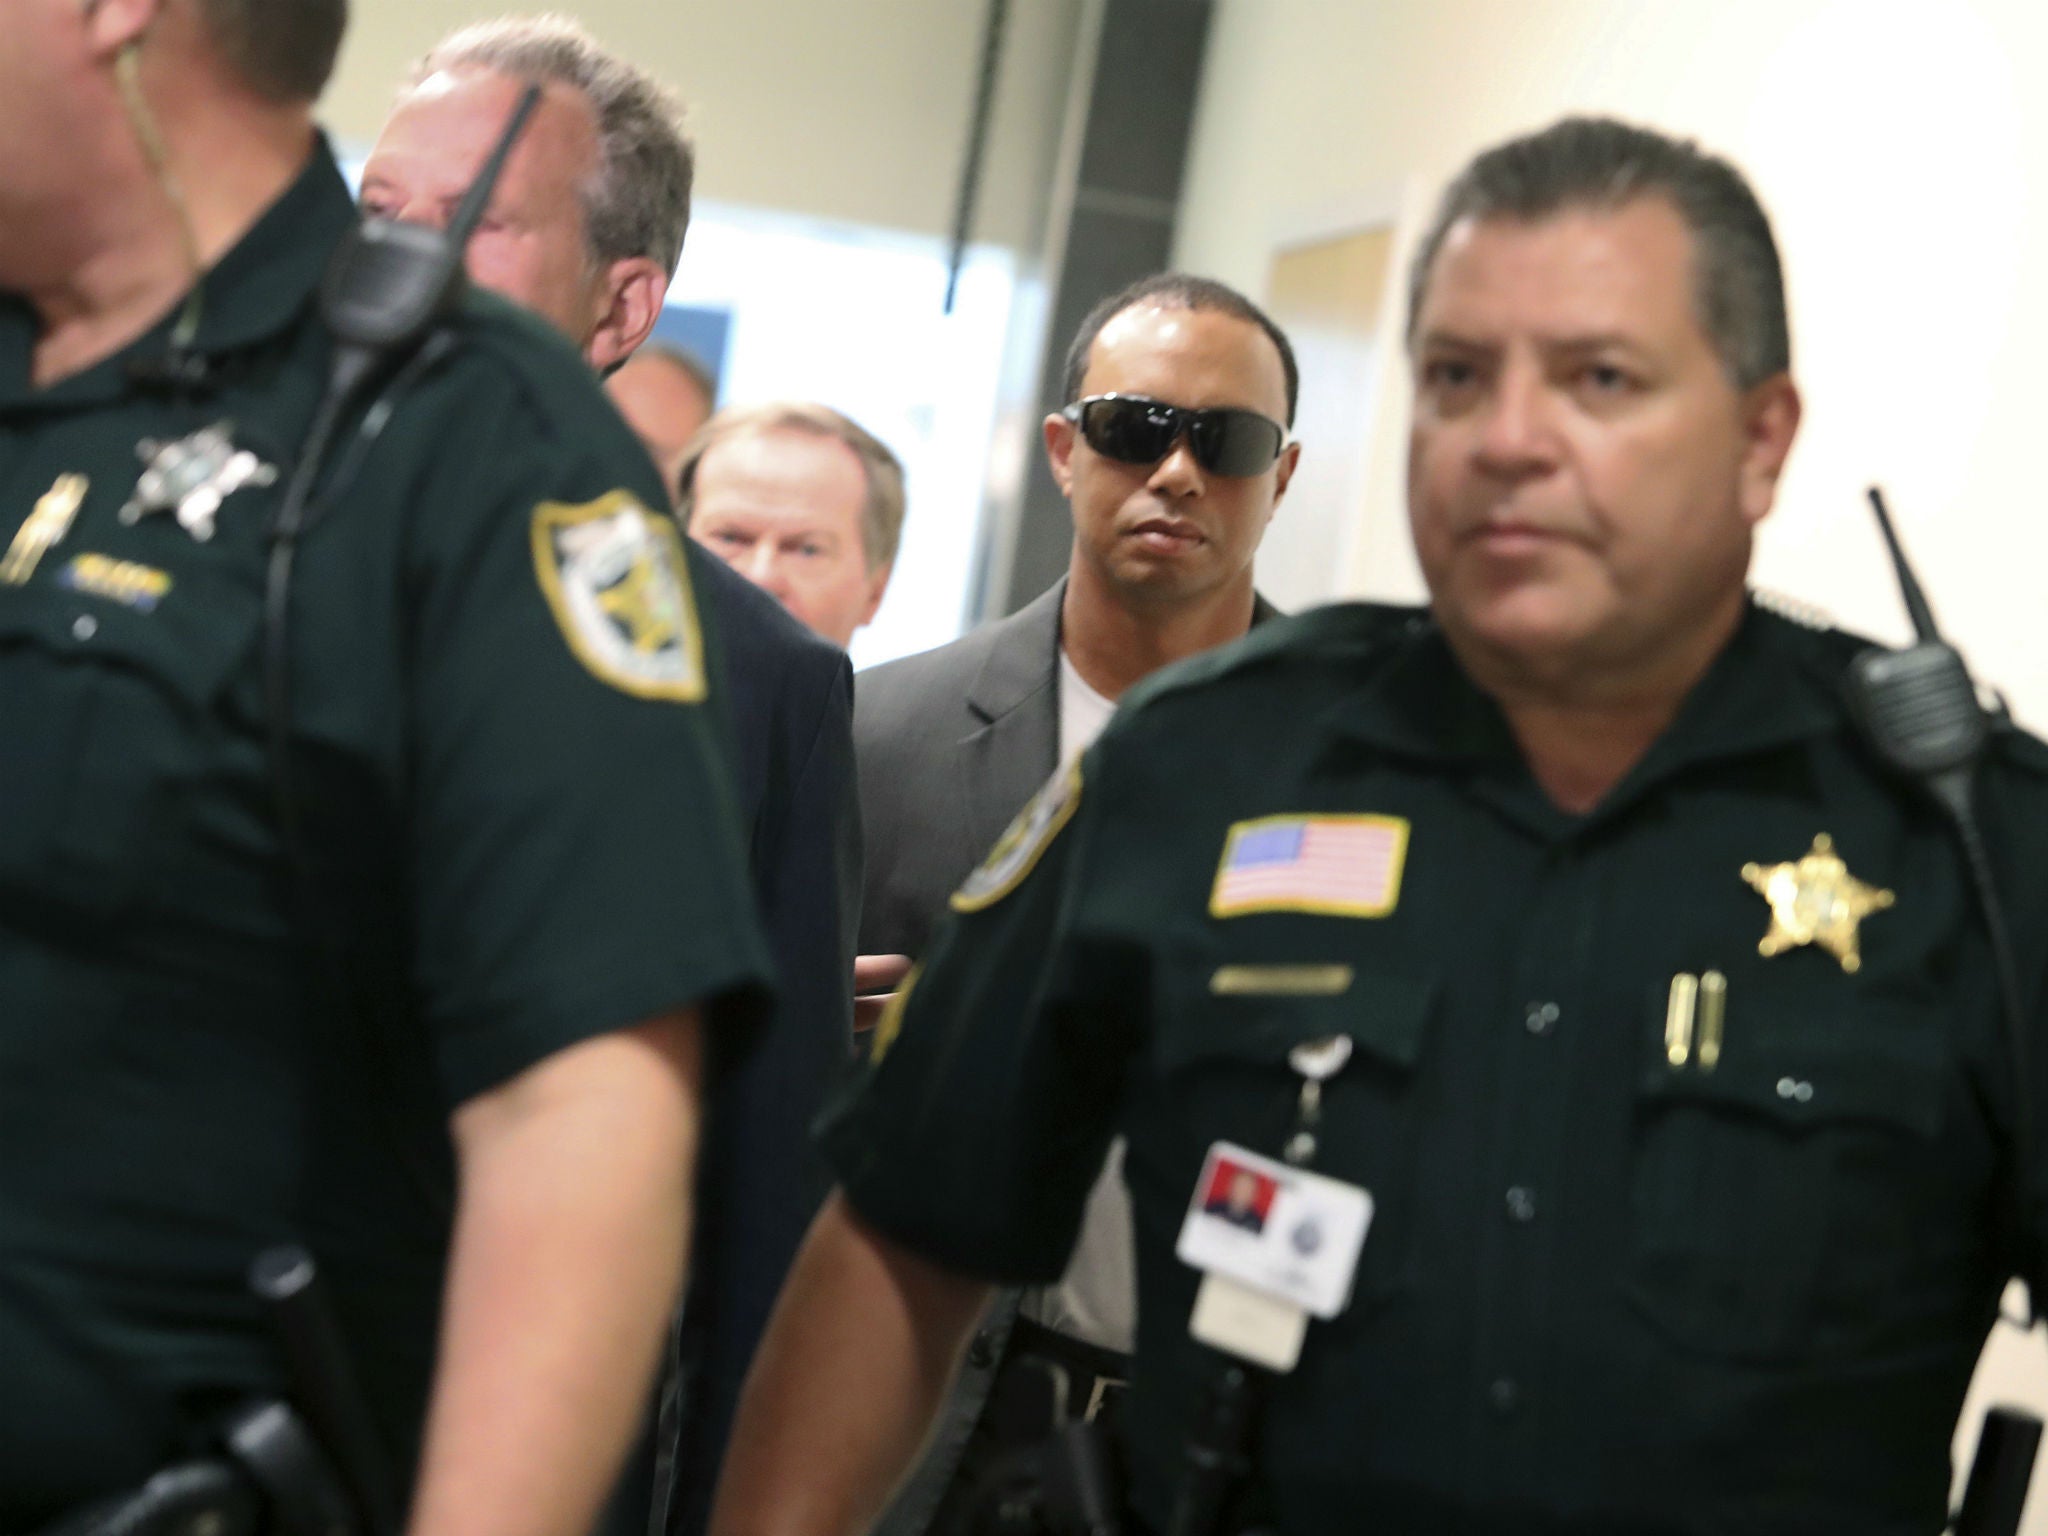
[1209,815,1409,919]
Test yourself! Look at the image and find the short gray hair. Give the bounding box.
[1407,116,1790,389]
[677,403,908,572]
[194,0,347,102]
[414,14,693,279]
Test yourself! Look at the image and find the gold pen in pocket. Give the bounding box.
[1697,971,1726,1072]
[1665,973,1698,1068]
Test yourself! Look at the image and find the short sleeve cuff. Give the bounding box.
[434,923,771,1106]
[817,1069,1072,1286]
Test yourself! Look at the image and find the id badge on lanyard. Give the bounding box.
[1176,1035,1373,1372]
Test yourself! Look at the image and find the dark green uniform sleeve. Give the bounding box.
[819,748,1139,1282]
[396,365,770,1105]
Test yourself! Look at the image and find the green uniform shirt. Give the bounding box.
[0,142,769,1524]
[823,600,2048,1535]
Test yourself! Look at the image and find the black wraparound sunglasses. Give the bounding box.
[1063,394,1289,478]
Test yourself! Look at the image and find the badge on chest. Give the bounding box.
[120,422,278,543]
[1177,1142,1373,1372]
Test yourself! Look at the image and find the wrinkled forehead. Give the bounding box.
[699,425,870,515]
[375,66,600,208]
[1413,198,1705,346]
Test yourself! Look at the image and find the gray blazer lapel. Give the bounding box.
[958,581,1065,861]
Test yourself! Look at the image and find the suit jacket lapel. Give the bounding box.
[958,581,1065,862]
[947,583,1277,873]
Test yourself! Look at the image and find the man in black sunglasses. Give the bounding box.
[842,272,1300,1535]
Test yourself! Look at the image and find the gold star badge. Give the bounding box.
[1741,834,1895,974]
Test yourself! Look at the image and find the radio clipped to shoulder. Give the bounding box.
[1842,488,2030,1222]
[263,81,542,909]
[1844,489,2001,818]
[1844,490,2041,1536]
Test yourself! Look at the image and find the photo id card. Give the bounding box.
[1174,1141,1373,1319]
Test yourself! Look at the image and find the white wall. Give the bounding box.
[1179,0,2048,1518]
[323,0,1081,252]
[1179,0,2048,728]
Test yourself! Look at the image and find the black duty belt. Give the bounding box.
[998,1316,1131,1429]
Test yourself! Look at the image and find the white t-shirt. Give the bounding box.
[1026,649,1136,1352]
[1057,647,1118,766]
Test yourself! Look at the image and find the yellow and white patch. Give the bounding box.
[57,553,172,613]
[951,759,1083,914]
[531,492,705,702]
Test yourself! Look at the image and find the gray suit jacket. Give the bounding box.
[853,578,1276,1534]
[857,580,1067,963]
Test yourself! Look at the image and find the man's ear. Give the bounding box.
[82,0,162,59]
[1736,374,1802,529]
[1270,439,1302,506]
[586,256,669,374]
[1043,412,1077,497]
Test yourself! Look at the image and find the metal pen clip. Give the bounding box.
[1665,973,1699,1069]
[1697,971,1727,1072]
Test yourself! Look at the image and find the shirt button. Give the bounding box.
[1524,1002,1560,1037]
[1488,1377,1520,1414]
[967,1329,997,1369]
[1505,1186,1538,1223]
[71,614,98,641]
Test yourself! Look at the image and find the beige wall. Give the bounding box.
[323,0,1082,251]
[1179,0,2048,727]
[1178,0,2048,1516]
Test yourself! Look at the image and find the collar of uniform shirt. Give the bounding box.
[0,134,355,414]
[1320,601,1842,807]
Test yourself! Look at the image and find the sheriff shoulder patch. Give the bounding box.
[951,759,1084,914]
[531,491,706,703]
[868,962,924,1067]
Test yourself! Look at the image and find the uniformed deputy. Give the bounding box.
[0,3,766,1533]
[710,118,2048,1535]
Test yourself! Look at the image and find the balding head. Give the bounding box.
[363,16,690,370]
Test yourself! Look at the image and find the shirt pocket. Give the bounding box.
[1623,990,1950,1363]
[0,576,258,923]
[1148,953,1436,1310]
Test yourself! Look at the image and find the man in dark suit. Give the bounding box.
[363,21,858,1536]
[849,272,1299,1535]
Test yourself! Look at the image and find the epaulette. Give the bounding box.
[1751,594,2048,779]
[1991,716,2048,779]
[1751,586,1835,632]
[1118,600,1425,718]
[445,287,608,410]
[1747,596,1877,694]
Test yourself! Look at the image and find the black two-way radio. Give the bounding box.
[243,87,544,1534]
[1844,491,2042,1536]
[1846,489,2000,820]
[262,82,543,882]
[1843,488,2032,1248]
